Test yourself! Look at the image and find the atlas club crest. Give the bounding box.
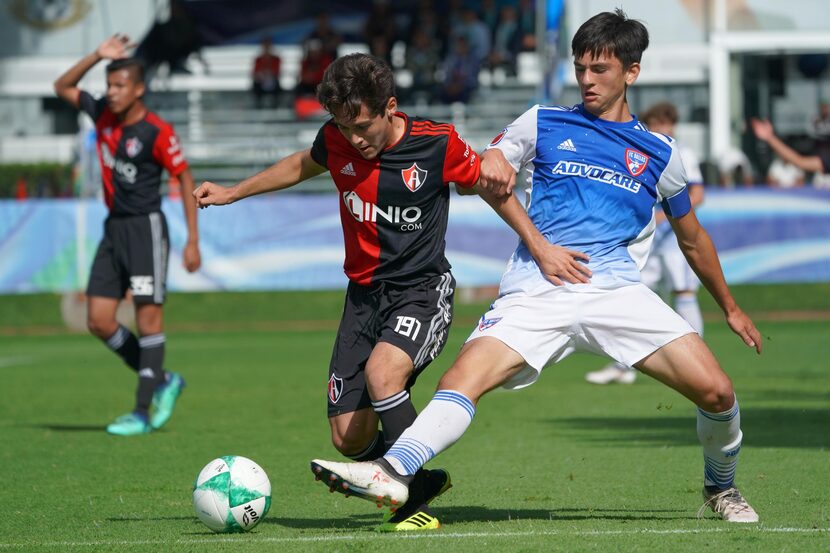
[401,163,428,192]
[625,148,649,177]
[328,373,343,403]
[126,137,143,158]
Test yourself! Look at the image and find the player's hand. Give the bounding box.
[96,34,134,60]
[479,149,516,198]
[725,307,762,354]
[532,242,592,286]
[183,241,201,273]
[194,181,234,208]
[749,118,774,142]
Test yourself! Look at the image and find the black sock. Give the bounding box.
[371,390,417,451]
[103,325,140,372]
[373,390,432,519]
[135,333,166,417]
[347,430,387,461]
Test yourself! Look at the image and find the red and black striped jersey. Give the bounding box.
[79,91,188,216]
[311,112,480,286]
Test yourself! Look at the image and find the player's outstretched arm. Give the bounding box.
[194,149,325,208]
[478,149,516,197]
[669,210,762,353]
[53,33,134,108]
[177,168,201,273]
[476,187,591,285]
[750,118,823,174]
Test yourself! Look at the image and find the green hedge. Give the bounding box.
[0,163,74,198]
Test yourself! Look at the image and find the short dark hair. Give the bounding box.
[317,53,395,121]
[105,58,146,84]
[641,102,678,126]
[571,8,649,68]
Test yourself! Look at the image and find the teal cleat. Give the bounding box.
[151,372,185,429]
[106,412,151,436]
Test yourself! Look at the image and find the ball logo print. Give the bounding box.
[625,148,650,177]
[401,162,428,192]
[192,456,271,533]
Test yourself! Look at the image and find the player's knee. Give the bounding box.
[697,374,735,412]
[86,314,115,339]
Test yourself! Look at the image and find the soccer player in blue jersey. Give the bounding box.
[311,9,762,523]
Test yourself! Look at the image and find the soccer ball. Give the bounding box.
[192,456,271,533]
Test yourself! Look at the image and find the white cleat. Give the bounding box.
[585,364,637,385]
[698,487,759,523]
[310,459,409,510]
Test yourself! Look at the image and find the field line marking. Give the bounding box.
[0,526,826,549]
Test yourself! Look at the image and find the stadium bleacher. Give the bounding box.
[0,44,539,190]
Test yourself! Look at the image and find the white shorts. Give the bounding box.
[640,231,700,293]
[466,283,695,389]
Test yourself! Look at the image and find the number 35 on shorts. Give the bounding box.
[394,316,421,340]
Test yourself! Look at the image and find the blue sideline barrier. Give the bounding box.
[1,188,829,293]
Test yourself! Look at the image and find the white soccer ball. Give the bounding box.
[192,456,271,533]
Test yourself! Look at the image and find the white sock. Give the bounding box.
[675,294,704,336]
[384,390,476,476]
[697,396,741,489]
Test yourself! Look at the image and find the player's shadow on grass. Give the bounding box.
[263,512,382,530]
[28,423,106,432]
[268,505,694,530]
[549,406,829,449]
[440,505,694,523]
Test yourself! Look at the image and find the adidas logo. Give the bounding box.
[557,139,577,152]
[340,162,357,176]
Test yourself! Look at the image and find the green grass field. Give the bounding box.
[1,286,828,551]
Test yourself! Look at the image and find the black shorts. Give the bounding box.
[86,213,169,305]
[327,272,455,417]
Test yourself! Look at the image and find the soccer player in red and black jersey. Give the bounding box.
[195,53,479,531]
[54,34,201,436]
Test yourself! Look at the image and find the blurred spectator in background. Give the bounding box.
[307,14,341,61]
[586,101,706,385]
[479,0,500,39]
[487,5,522,76]
[718,145,754,187]
[518,0,537,51]
[294,39,333,118]
[811,101,830,144]
[405,28,440,104]
[15,175,28,200]
[766,157,805,188]
[752,117,830,188]
[134,0,206,81]
[440,35,479,104]
[251,38,282,109]
[364,1,398,64]
[407,0,447,57]
[450,8,490,67]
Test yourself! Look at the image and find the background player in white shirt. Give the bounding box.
[311,9,762,523]
[586,101,706,384]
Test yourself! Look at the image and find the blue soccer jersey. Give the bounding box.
[487,103,691,290]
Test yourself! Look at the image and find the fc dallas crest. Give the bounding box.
[126,137,143,158]
[328,373,343,403]
[401,162,428,192]
[625,148,649,177]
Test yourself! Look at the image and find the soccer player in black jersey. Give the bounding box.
[54,34,201,436]
[195,53,480,531]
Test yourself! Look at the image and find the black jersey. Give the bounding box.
[310,113,480,286]
[80,91,188,216]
